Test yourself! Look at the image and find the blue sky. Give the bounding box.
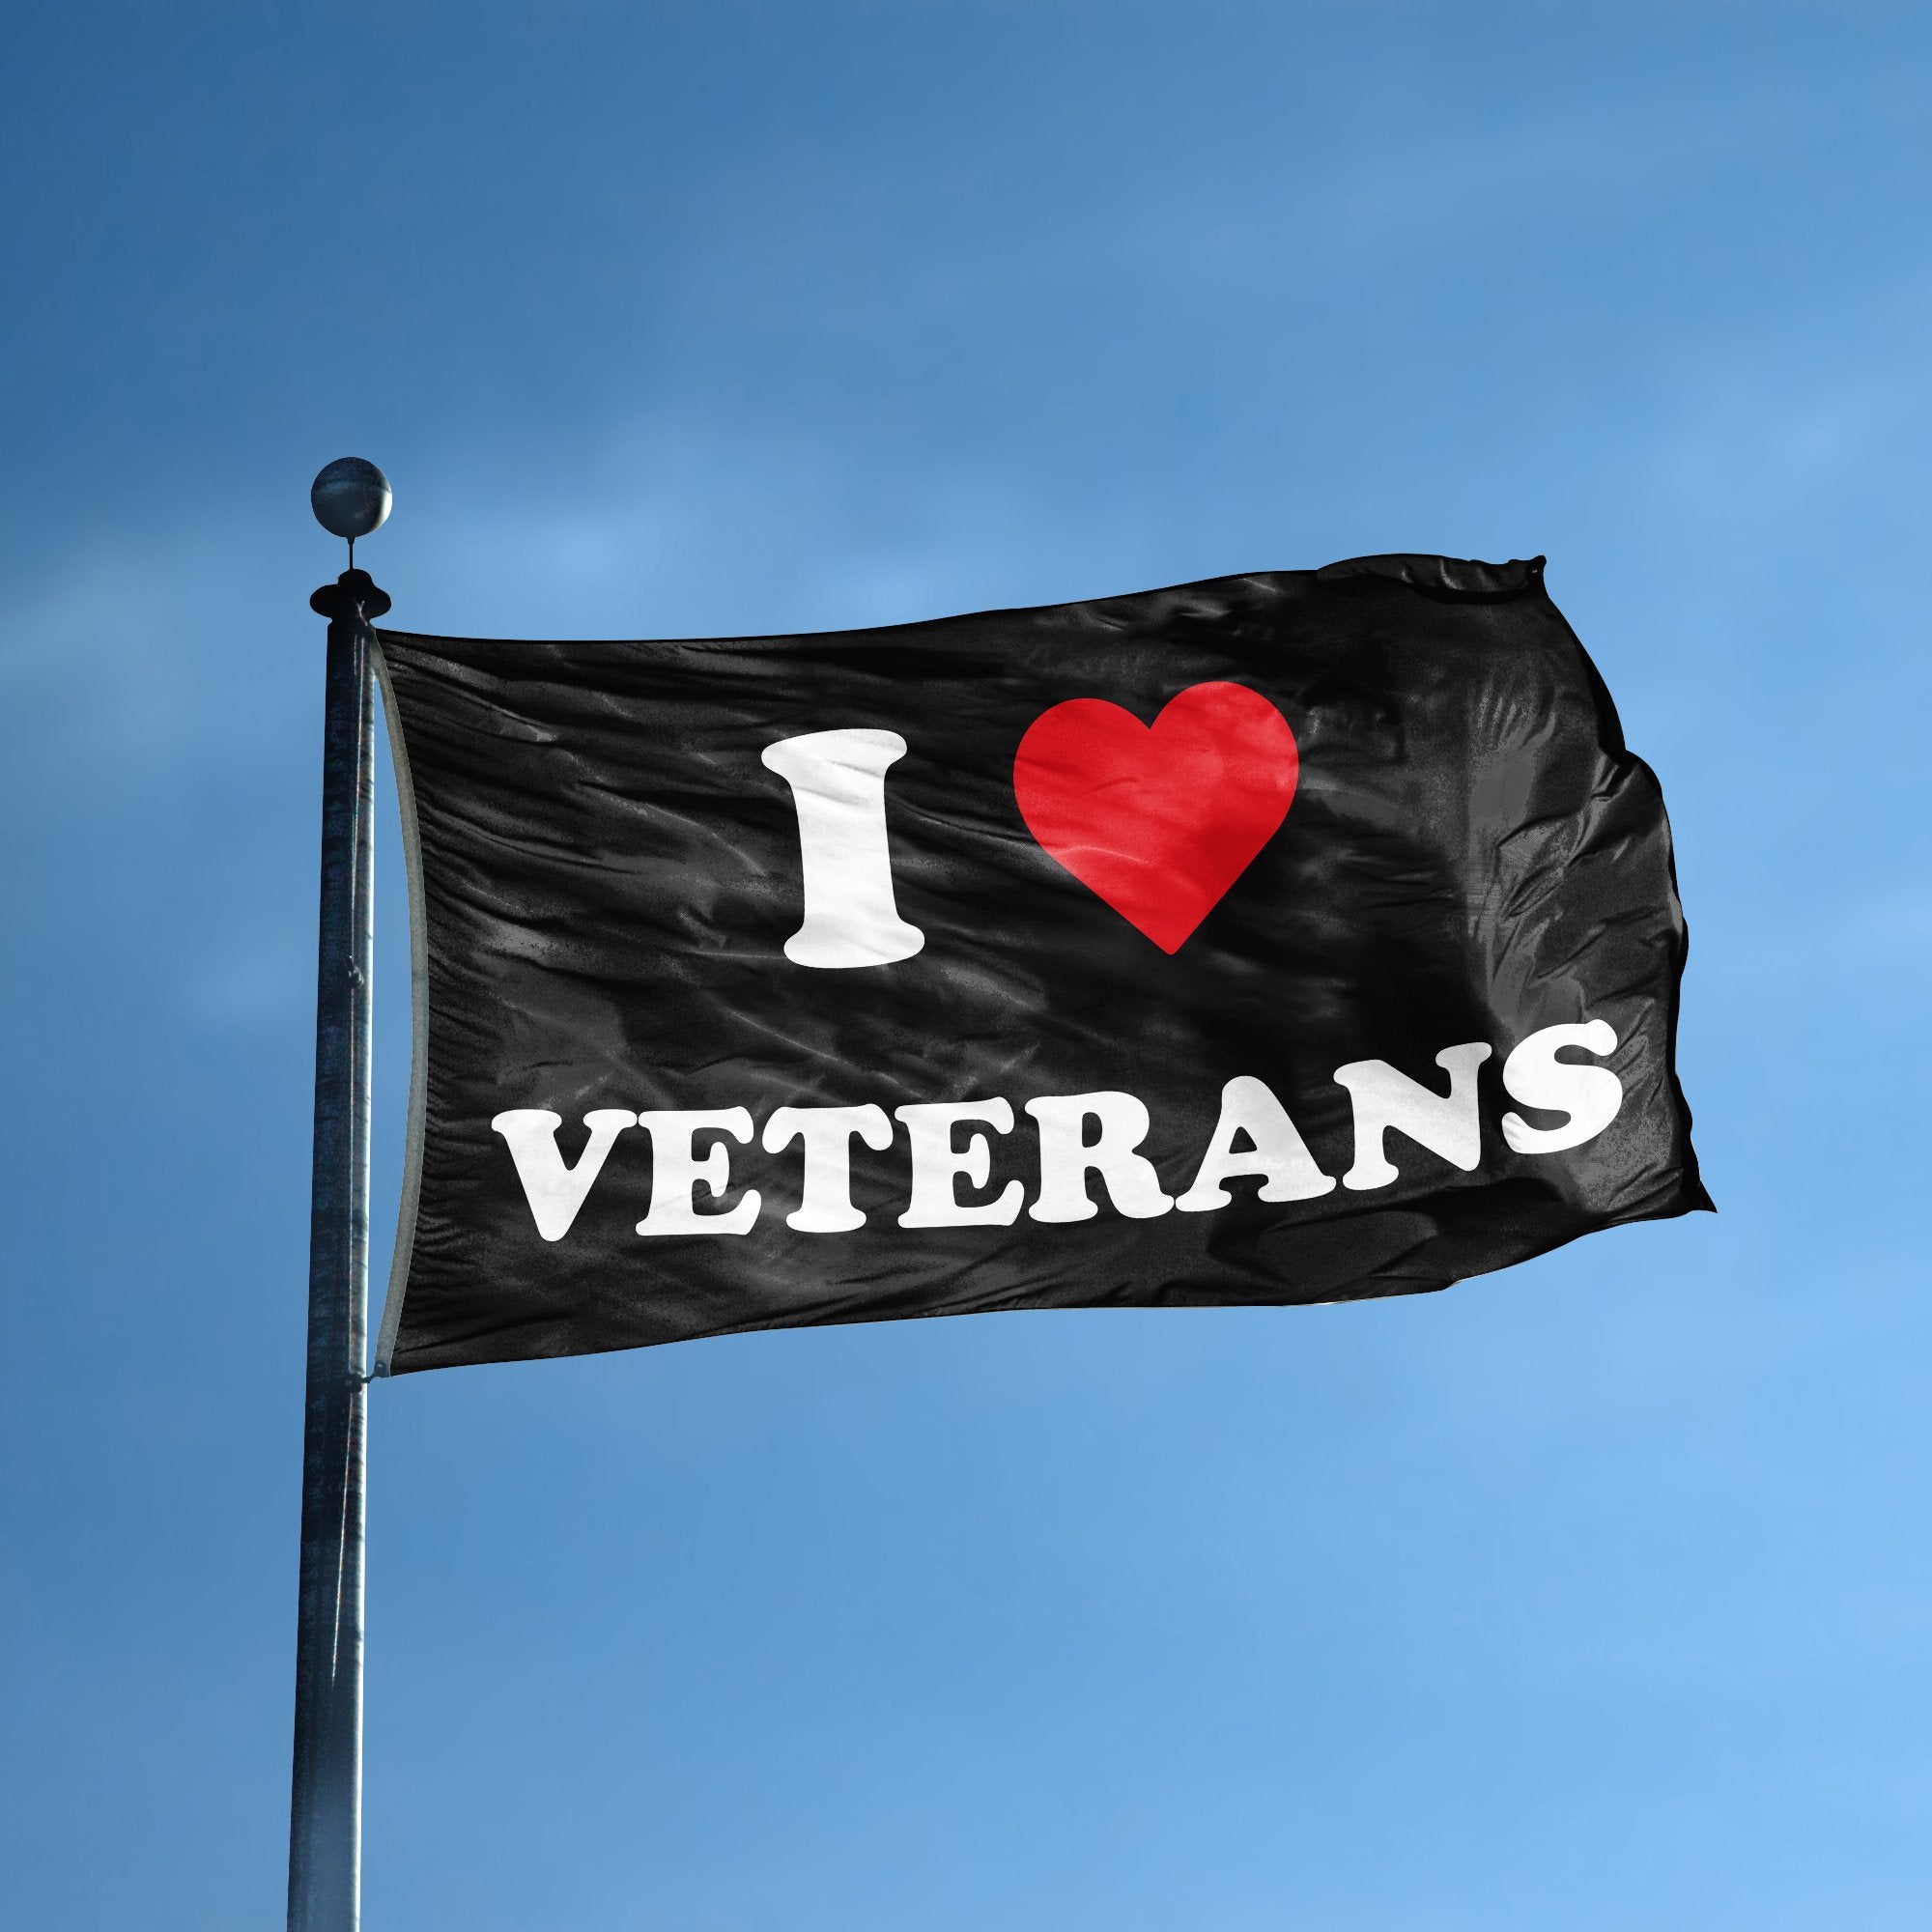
[4,3,1931,1926]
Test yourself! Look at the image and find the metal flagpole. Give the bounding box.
[290,461,392,1932]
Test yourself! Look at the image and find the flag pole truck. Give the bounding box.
[289,458,391,1932]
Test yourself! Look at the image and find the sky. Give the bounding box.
[4,2,1931,1926]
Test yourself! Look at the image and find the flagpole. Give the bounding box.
[290,463,391,1932]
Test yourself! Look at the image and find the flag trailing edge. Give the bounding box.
[369,553,1708,1376]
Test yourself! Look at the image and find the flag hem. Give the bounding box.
[371,635,430,1378]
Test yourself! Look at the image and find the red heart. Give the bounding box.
[1013,682,1299,954]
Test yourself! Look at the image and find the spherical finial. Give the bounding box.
[310,457,392,542]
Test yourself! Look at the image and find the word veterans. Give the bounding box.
[494,1020,1624,1243]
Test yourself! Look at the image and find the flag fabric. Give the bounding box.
[371,554,1707,1376]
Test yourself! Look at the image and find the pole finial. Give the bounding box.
[310,458,392,567]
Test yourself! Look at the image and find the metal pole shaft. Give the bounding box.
[289,572,384,1932]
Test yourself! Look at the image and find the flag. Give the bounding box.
[371,554,1707,1375]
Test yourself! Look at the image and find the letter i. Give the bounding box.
[762,728,925,969]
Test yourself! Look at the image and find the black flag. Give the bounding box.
[372,554,1706,1375]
